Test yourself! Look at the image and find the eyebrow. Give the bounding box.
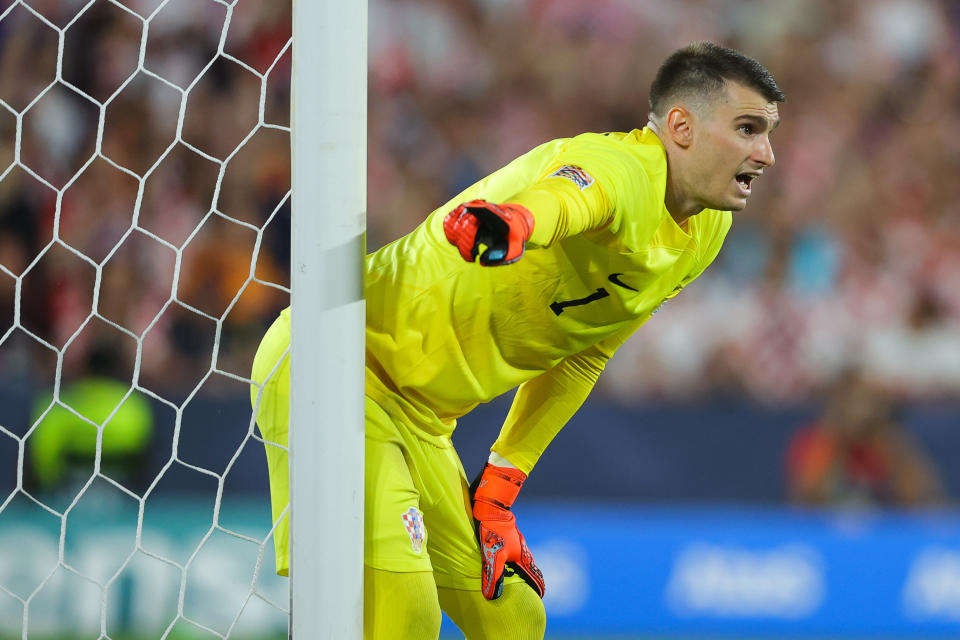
[735,114,780,131]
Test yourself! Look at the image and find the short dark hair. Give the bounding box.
[648,42,785,119]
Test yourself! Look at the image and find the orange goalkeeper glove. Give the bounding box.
[469,462,545,600]
[442,199,534,266]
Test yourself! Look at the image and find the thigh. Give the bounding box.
[365,397,434,573]
[414,441,485,591]
[250,311,291,450]
[364,567,441,640]
[366,397,481,589]
[249,311,291,575]
[380,434,545,638]
[437,581,546,640]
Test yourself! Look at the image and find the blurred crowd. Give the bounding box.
[0,0,291,401]
[2,0,960,408]
[784,368,945,507]
[366,0,960,405]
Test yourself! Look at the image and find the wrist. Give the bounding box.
[488,451,518,469]
[473,462,527,510]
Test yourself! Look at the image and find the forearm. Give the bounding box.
[491,346,608,473]
[507,174,612,248]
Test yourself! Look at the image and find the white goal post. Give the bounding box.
[290,1,367,638]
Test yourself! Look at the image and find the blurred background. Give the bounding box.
[1,0,960,637]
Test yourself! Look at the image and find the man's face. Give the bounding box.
[686,81,779,212]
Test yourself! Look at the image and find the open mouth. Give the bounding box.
[735,173,757,193]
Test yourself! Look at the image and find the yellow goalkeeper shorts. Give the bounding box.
[250,308,488,591]
[364,395,487,590]
[249,307,292,575]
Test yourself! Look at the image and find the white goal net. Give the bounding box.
[0,0,293,637]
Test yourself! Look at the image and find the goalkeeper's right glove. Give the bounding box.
[442,199,534,266]
[470,462,545,600]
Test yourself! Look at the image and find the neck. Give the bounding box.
[664,188,698,228]
[647,120,702,228]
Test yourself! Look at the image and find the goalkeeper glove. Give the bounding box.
[442,199,534,266]
[470,462,545,600]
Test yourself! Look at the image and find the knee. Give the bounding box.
[500,582,547,640]
[439,581,546,640]
[370,601,441,640]
[365,567,441,640]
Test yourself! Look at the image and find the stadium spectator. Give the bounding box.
[28,339,154,509]
[784,369,944,507]
[1,0,960,406]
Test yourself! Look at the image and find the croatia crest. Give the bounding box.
[401,507,426,553]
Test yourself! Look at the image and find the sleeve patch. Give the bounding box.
[548,165,595,190]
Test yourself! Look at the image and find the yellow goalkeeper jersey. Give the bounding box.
[366,127,731,469]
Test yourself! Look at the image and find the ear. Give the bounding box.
[665,106,694,149]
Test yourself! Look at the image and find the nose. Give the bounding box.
[753,134,775,167]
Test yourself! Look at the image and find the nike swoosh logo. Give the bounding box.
[607,273,638,292]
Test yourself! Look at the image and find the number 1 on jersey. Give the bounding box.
[550,287,609,316]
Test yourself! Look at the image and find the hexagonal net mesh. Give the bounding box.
[0,0,292,637]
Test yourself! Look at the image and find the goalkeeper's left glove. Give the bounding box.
[442,199,534,266]
[470,462,545,600]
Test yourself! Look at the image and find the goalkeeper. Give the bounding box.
[251,42,783,639]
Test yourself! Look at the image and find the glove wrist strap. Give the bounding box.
[473,463,527,510]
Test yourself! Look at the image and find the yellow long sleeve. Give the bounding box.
[490,346,606,474]
[490,321,641,474]
[507,172,613,248]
